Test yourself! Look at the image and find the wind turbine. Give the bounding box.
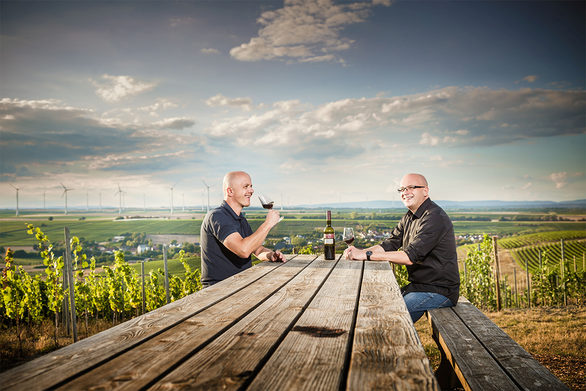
[202,179,211,213]
[10,184,20,216]
[115,185,123,216]
[169,184,176,215]
[60,183,73,215]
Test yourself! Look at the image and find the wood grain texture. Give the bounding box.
[348,261,439,391]
[150,255,335,390]
[0,255,293,391]
[53,255,311,390]
[452,300,570,391]
[2,254,449,391]
[428,306,520,391]
[246,259,363,391]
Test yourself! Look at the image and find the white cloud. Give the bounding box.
[206,94,253,111]
[151,117,195,130]
[201,48,220,55]
[419,132,440,146]
[0,98,202,176]
[205,87,585,155]
[91,75,156,102]
[230,0,391,63]
[0,97,89,112]
[138,99,178,114]
[87,150,188,170]
[550,172,568,189]
[523,75,538,83]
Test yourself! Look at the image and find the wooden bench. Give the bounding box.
[427,297,570,391]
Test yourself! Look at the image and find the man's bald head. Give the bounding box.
[223,171,251,198]
[399,173,429,213]
[401,173,428,187]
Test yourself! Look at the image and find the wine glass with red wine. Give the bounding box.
[343,227,355,247]
[259,194,283,222]
[258,194,274,209]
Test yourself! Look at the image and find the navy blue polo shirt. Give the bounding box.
[200,201,254,285]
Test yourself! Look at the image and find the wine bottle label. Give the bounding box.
[324,233,334,244]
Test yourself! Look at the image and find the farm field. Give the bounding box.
[2,210,585,247]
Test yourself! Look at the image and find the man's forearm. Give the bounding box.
[370,249,413,265]
[234,221,272,258]
[254,246,272,261]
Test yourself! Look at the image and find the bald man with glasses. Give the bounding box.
[344,173,460,322]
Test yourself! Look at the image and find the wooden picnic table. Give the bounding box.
[0,254,438,390]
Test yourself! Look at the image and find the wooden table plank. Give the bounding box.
[50,255,308,391]
[348,261,439,391]
[246,257,362,391]
[453,300,570,391]
[428,307,519,391]
[149,255,335,390]
[0,256,292,391]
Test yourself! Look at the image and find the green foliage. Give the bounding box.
[529,249,586,306]
[393,264,409,287]
[1,225,203,332]
[2,249,27,322]
[298,245,315,255]
[460,235,497,310]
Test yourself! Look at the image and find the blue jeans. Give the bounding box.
[403,292,454,323]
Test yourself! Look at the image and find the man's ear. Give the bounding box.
[226,186,233,197]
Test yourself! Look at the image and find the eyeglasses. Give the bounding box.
[397,185,426,193]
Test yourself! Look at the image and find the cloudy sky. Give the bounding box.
[1,0,585,210]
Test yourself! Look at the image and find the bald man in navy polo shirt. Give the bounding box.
[200,171,286,287]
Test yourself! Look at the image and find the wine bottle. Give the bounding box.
[324,210,335,260]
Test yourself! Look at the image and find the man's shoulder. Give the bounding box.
[423,200,451,219]
[203,205,230,225]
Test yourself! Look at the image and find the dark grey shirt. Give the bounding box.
[380,198,460,304]
[200,201,253,286]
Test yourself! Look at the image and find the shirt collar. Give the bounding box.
[220,200,243,220]
[411,197,432,218]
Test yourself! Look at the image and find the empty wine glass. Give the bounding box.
[343,227,355,247]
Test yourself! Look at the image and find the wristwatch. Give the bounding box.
[366,251,372,261]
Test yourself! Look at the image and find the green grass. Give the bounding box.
[127,255,201,278]
[511,240,586,272]
[0,219,203,246]
[2,215,585,249]
[499,230,586,249]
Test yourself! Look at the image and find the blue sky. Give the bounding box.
[1,0,585,210]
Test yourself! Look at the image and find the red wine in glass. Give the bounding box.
[259,194,274,209]
[343,227,355,246]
